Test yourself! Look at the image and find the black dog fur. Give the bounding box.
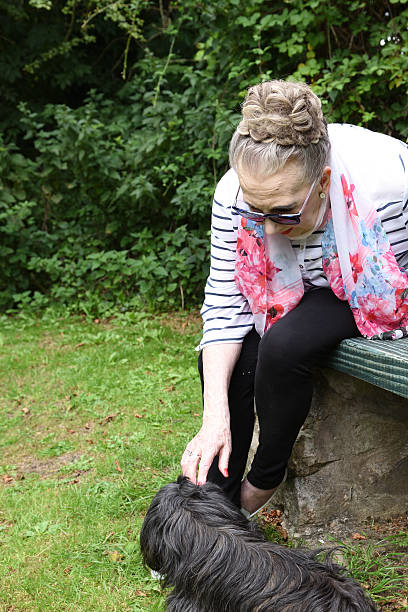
[140,476,378,611]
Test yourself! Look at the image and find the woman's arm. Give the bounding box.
[181,169,252,484]
[181,342,242,485]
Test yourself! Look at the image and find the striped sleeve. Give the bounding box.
[197,169,254,350]
[380,140,408,268]
[399,142,408,270]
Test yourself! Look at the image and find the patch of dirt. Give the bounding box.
[17,451,85,478]
[365,515,408,539]
[158,311,201,334]
[38,333,57,350]
[260,512,408,611]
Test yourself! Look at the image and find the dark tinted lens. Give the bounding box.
[268,214,301,226]
[233,207,265,223]
[245,213,266,222]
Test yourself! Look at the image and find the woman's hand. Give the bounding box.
[181,417,231,485]
[181,342,241,485]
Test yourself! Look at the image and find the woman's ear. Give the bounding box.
[320,166,331,195]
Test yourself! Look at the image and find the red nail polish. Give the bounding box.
[224,469,229,478]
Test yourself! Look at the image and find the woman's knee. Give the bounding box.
[257,324,305,375]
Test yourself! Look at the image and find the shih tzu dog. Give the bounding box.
[140,476,377,611]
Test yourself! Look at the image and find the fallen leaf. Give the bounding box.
[352,532,366,540]
[277,525,288,541]
[108,550,122,562]
[134,413,144,419]
[135,590,147,597]
[22,407,30,415]
[67,429,76,434]
[115,459,122,473]
[85,439,94,445]
[164,385,175,392]
[63,567,71,575]
[99,414,117,425]
[3,475,13,484]
[74,342,85,350]
[259,508,286,540]
[84,422,91,430]
[193,413,200,417]
[68,478,79,485]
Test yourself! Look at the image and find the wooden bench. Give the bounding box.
[261,337,408,542]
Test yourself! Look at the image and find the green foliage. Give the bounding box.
[1,0,407,313]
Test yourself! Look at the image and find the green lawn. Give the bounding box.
[0,310,406,611]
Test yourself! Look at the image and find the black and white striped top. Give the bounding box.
[198,126,408,349]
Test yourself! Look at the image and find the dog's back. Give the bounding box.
[140,477,378,611]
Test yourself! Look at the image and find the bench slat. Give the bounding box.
[326,338,408,399]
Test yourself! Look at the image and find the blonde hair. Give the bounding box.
[229,80,330,183]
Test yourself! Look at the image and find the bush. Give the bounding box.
[1,0,407,314]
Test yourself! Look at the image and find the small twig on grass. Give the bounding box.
[103,531,115,544]
[26,543,54,559]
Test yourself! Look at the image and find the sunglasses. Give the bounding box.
[232,178,318,226]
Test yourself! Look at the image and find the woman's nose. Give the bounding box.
[264,218,282,235]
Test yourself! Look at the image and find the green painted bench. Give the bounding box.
[326,337,408,399]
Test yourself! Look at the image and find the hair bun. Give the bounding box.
[237,81,327,146]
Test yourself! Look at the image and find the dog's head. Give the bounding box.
[139,475,259,576]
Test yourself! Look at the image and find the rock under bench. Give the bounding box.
[257,337,408,541]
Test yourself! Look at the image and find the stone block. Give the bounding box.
[248,368,408,541]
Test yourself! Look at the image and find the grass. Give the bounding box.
[0,309,406,611]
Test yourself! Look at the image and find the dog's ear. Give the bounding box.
[176,475,204,500]
[176,475,190,486]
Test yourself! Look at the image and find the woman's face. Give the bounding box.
[237,161,331,239]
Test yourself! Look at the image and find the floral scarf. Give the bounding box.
[234,127,408,341]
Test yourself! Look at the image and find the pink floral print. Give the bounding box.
[234,171,408,340]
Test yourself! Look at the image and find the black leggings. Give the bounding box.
[198,288,360,507]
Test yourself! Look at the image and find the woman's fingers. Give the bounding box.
[181,425,231,486]
[196,450,215,486]
[180,445,202,484]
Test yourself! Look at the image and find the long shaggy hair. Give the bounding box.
[140,476,377,611]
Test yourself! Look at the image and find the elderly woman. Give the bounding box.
[181,80,408,517]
